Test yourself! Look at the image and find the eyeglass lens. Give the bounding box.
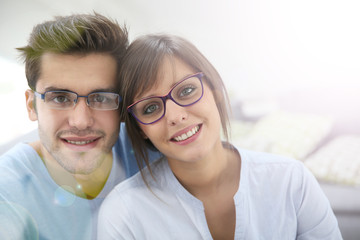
[43,91,119,110]
[131,74,203,124]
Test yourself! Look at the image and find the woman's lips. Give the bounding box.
[171,124,202,143]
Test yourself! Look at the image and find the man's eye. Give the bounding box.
[52,95,70,103]
[93,94,107,103]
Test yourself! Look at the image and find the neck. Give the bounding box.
[70,156,113,199]
[30,141,113,199]
[168,142,240,198]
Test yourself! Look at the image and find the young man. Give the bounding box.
[0,12,158,239]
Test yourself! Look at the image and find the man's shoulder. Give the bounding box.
[0,143,37,164]
[0,143,40,185]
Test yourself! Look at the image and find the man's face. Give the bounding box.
[26,53,120,175]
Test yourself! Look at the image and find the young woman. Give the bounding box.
[98,34,342,240]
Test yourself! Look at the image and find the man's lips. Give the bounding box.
[171,124,202,142]
[60,137,101,146]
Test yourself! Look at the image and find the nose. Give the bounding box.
[68,98,94,130]
[165,100,188,126]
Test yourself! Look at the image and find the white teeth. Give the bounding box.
[66,140,94,145]
[174,126,200,142]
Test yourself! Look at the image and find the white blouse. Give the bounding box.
[98,147,342,240]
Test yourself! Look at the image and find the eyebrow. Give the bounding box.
[43,87,118,94]
[136,73,197,100]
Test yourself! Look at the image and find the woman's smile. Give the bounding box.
[171,124,201,142]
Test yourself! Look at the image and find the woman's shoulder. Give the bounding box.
[99,157,173,225]
[107,157,169,199]
[235,146,316,198]
[237,146,301,166]
[235,145,307,181]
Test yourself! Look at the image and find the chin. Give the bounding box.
[58,153,104,175]
[64,162,100,175]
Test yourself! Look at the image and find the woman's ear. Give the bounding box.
[25,90,38,121]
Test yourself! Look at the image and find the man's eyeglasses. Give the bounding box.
[127,72,204,125]
[33,90,121,110]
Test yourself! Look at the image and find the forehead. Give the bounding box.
[36,52,118,93]
[136,57,195,98]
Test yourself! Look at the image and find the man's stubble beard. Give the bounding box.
[37,125,119,175]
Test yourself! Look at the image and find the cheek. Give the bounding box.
[200,90,218,114]
[36,108,65,128]
[100,112,121,144]
[139,125,153,139]
[97,111,120,129]
[202,91,222,128]
[140,123,163,141]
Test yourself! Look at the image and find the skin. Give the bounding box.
[25,53,120,199]
[135,57,241,240]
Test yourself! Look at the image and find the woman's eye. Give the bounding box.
[143,104,160,115]
[179,86,196,97]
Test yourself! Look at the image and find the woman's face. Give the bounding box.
[134,57,223,165]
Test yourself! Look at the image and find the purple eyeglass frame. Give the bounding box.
[127,72,204,125]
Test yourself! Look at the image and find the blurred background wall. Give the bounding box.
[1,1,360,238]
[0,0,359,144]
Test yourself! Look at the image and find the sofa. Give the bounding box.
[229,84,360,240]
[1,93,359,239]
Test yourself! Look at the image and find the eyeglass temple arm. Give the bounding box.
[33,91,45,100]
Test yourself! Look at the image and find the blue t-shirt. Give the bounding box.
[0,123,160,240]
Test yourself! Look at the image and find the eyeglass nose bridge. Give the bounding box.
[158,91,187,122]
[160,90,183,107]
[73,95,91,107]
[160,93,173,104]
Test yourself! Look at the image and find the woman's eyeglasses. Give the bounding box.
[127,72,204,125]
